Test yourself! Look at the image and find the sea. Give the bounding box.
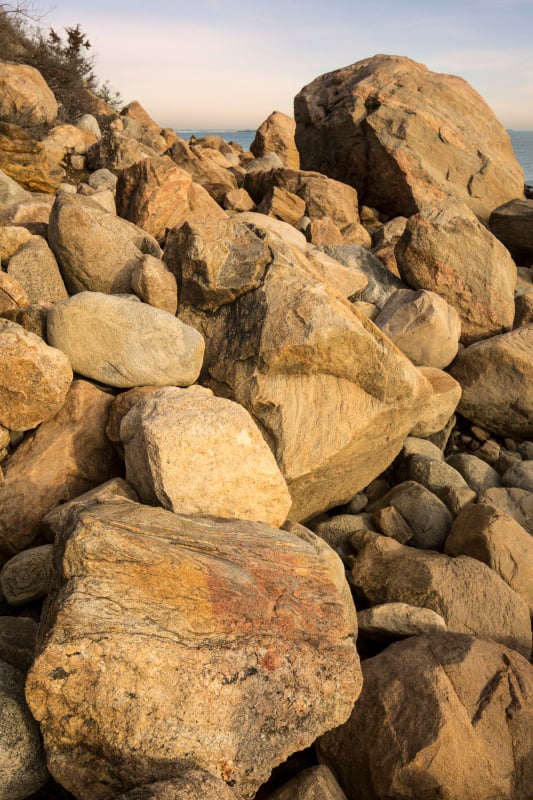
[177,129,533,186]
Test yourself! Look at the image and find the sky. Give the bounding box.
[37,0,533,130]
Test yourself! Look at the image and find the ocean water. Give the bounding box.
[177,129,255,151]
[509,131,533,185]
[178,129,533,185]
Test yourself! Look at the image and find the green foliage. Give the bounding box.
[0,3,122,125]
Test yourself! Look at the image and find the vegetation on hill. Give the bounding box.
[0,1,121,125]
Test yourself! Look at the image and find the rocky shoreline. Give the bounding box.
[1,53,533,800]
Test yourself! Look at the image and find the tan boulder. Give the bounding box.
[86,121,162,172]
[115,770,238,799]
[25,500,360,800]
[0,659,49,800]
[0,62,57,126]
[267,765,347,800]
[47,292,204,389]
[257,186,307,226]
[0,193,54,236]
[0,303,49,339]
[306,217,345,245]
[244,168,370,246]
[0,271,29,313]
[295,54,524,222]
[395,200,516,344]
[449,325,533,438]
[131,255,178,314]
[7,235,68,304]
[41,124,98,163]
[374,288,461,368]
[515,292,533,327]
[166,137,239,203]
[445,503,533,615]
[222,187,255,212]
[251,111,300,169]
[121,387,292,527]
[0,544,53,606]
[0,168,31,210]
[0,380,120,556]
[0,319,72,432]
[478,487,533,536]
[235,210,308,251]
[409,366,462,437]
[357,602,447,641]
[304,248,368,299]
[318,633,533,800]
[489,198,533,265]
[41,478,139,542]
[348,530,532,657]
[48,192,161,294]
[164,216,271,310]
[116,156,226,241]
[121,100,162,135]
[0,225,31,263]
[179,241,431,521]
[0,122,64,193]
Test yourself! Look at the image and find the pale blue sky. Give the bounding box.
[43,0,533,130]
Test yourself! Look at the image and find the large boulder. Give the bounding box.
[48,192,161,294]
[445,503,533,615]
[348,530,532,657]
[178,235,431,521]
[6,234,68,304]
[294,54,524,222]
[47,292,204,389]
[318,633,533,800]
[449,325,533,438]
[121,387,292,526]
[395,200,516,345]
[0,380,120,556]
[26,500,360,800]
[0,122,64,192]
[0,319,72,432]
[0,62,58,126]
[489,198,533,265]
[116,156,226,241]
[251,111,300,169]
[164,216,271,310]
[374,288,461,368]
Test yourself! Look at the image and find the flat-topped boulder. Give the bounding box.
[26,500,360,800]
[121,387,292,527]
[294,54,524,222]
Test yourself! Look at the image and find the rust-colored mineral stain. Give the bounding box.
[261,648,282,672]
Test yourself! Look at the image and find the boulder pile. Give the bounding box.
[0,54,532,800]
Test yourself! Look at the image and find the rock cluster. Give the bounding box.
[0,54,532,800]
